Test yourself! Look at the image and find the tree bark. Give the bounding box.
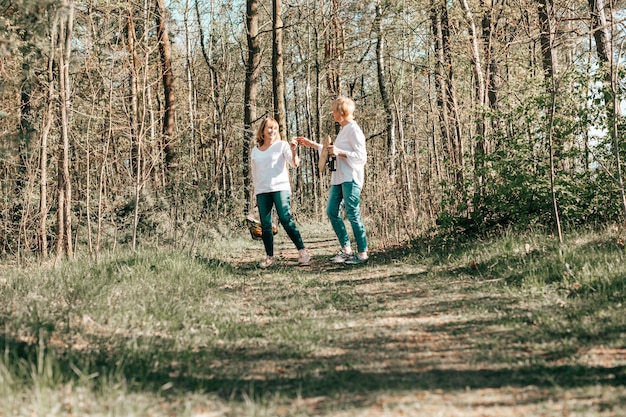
[538,0,557,80]
[375,0,396,178]
[537,0,563,242]
[156,0,177,173]
[196,0,226,204]
[244,0,260,214]
[324,0,344,98]
[430,0,464,195]
[273,0,287,140]
[481,0,499,113]
[56,0,74,259]
[459,0,486,197]
[588,0,611,64]
[39,13,59,258]
[589,0,626,218]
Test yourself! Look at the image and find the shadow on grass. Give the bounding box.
[2,328,624,403]
[2,284,625,406]
[2,234,625,412]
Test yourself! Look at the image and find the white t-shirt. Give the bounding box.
[251,140,295,195]
[315,121,367,188]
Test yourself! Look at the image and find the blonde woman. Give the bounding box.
[251,117,310,268]
[297,96,368,265]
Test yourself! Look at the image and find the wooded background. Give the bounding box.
[1,0,625,260]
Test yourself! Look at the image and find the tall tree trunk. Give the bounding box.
[538,0,557,80]
[426,45,442,206]
[39,14,59,258]
[588,0,611,64]
[156,0,177,174]
[244,0,260,214]
[324,0,344,98]
[481,0,499,113]
[97,79,115,259]
[375,0,396,178]
[197,0,229,210]
[459,0,485,108]
[589,0,626,218]
[17,0,44,259]
[184,0,196,167]
[610,66,626,219]
[537,0,563,242]
[128,5,142,251]
[547,80,563,243]
[481,0,502,155]
[56,0,74,259]
[273,0,287,140]
[459,0,486,199]
[431,0,464,201]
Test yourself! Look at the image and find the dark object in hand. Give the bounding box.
[328,156,337,171]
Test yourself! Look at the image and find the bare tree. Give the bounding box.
[538,0,557,79]
[375,0,396,178]
[430,0,464,199]
[537,0,563,242]
[55,0,74,259]
[273,0,287,140]
[38,13,59,258]
[244,0,261,214]
[324,0,345,99]
[588,0,626,218]
[156,0,177,175]
[588,0,611,65]
[127,4,142,251]
[459,0,486,195]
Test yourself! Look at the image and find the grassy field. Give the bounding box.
[1,221,625,416]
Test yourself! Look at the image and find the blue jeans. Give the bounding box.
[256,191,305,257]
[327,181,367,253]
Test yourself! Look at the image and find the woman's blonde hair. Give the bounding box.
[256,116,278,147]
[331,96,356,119]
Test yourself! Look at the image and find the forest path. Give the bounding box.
[225,222,621,416]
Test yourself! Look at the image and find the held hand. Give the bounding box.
[296,137,313,147]
[289,137,298,150]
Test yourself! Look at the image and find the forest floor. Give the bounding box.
[221,222,625,417]
[2,221,624,417]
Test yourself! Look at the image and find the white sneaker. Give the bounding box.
[298,249,311,266]
[329,250,352,263]
[260,256,275,268]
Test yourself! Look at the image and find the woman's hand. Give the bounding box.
[296,136,314,147]
[328,144,344,157]
[289,138,301,167]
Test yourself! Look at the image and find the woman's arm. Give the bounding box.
[289,138,300,168]
[296,136,323,152]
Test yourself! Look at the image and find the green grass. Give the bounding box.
[1,223,625,416]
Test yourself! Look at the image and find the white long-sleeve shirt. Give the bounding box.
[315,121,367,188]
[251,140,296,195]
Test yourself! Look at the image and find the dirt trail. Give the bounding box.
[233,225,624,417]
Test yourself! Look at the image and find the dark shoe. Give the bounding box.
[344,255,369,265]
[329,250,352,263]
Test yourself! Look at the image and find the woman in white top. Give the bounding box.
[251,117,310,268]
[297,96,368,265]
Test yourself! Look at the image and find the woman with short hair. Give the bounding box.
[297,96,369,265]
